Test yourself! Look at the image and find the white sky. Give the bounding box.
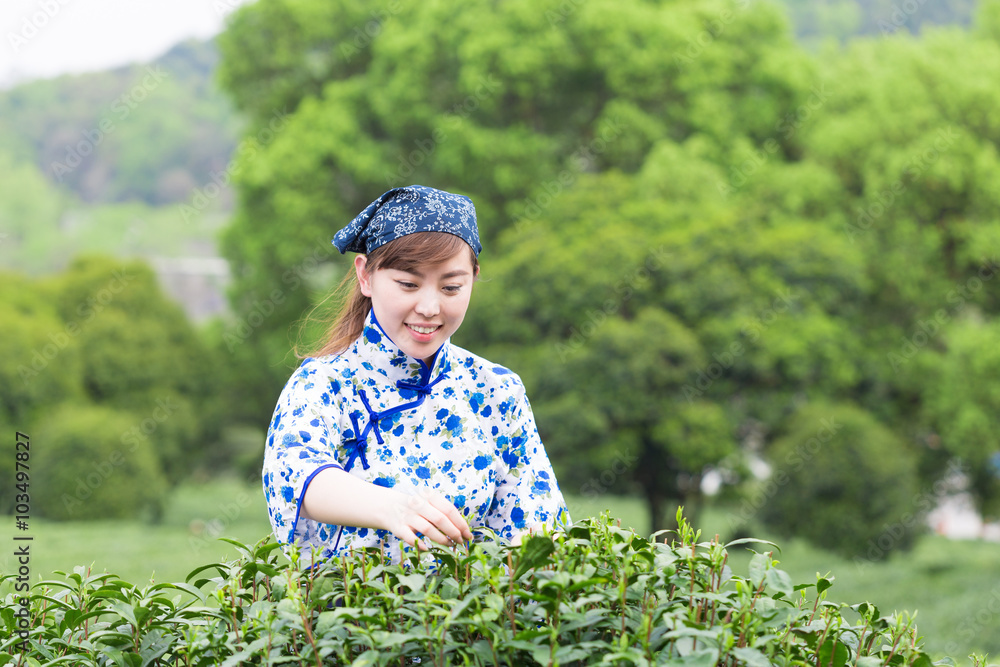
[0,0,253,89]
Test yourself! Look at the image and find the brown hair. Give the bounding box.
[297,232,479,359]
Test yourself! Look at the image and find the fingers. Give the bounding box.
[395,525,431,552]
[412,493,469,545]
[388,491,471,550]
[423,493,474,541]
[410,515,453,548]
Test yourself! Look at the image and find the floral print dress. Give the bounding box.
[262,310,569,561]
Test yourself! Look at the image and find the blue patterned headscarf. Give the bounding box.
[333,185,482,256]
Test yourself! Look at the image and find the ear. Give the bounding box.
[354,255,373,297]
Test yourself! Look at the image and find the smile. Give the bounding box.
[407,324,441,335]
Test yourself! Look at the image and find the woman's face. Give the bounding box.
[355,251,477,365]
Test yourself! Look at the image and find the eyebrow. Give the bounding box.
[400,268,471,279]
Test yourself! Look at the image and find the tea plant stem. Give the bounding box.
[621,566,628,639]
[506,552,516,634]
[825,637,841,667]
[688,544,697,614]
[223,584,240,645]
[38,592,48,632]
[813,616,834,667]
[885,626,904,666]
[643,593,654,663]
[865,628,878,654]
[297,603,323,667]
[709,550,728,628]
[342,563,350,608]
[808,592,821,624]
[423,618,437,667]
[79,567,92,642]
[777,617,794,648]
[489,635,500,665]
[856,620,869,663]
[289,629,305,667]
[548,588,562,667]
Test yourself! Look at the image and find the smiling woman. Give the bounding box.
[355,237,476,364]
[308,231,477,362]
[261,185,569,563]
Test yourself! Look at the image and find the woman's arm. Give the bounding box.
[301,467,473,550]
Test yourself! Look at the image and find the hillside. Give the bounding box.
[0,1,981,302]
[0,38,238,206]
[0,39,237,317]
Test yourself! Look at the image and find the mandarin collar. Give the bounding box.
[351,309,452,388]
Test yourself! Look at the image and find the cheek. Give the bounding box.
[377,295,406,318]
[448,295,473,320]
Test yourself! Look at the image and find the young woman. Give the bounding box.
[262,185,569,562]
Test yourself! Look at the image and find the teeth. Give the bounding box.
[409,325,438,334]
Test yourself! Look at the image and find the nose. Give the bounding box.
[414,287,440,318]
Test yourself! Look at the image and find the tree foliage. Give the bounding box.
[209,0,1000,551]
[759,403,921,560]
[922,318,1000,520]
[0,256,221,518]
[32,404,168,521]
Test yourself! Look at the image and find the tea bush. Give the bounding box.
[1,511,966,666]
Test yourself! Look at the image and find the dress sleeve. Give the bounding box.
[261,359,345,546]
[484,377,570,540]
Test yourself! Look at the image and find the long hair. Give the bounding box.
[297,232,479,359]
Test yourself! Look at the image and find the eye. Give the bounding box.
[443,285,463,294]
[395,280,417,289]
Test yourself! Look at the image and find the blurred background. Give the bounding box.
[1,0,999,658]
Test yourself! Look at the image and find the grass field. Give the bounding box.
[4,476,998,661]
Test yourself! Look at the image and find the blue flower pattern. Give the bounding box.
[263,311,569,561]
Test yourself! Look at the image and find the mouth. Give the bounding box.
[406,323,442,335]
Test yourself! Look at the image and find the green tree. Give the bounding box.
[979,0,1000,42]
[0,257,223,519]
[710,24,1000,502]
[460,171,869,530]
[211,0,1000,546]
[214,0,817,419]
[563,309,736,531]
[760,402,921,560]
[32,404,168,520]
[0,152,67,273]
[778,28,1000,493]
[40,255,223,485]
[922,318,1000,521]
[0,273,83,424]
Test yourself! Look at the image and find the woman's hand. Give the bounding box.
[381,490,474,551]
[301,468,472,551]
